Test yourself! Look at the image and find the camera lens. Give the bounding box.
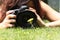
[15,11,37,28]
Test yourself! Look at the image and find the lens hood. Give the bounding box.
[15,10,37,28]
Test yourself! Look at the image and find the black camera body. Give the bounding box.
[11,5,37,28]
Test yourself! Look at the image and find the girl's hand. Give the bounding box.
[0,11,16,29]
[29,7,46,27]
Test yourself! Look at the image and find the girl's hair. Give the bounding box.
[0,0,19,9]
[32,0,41,15]
[0,0,41,14]
[0,0,30,9]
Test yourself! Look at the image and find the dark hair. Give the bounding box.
[0,0,31,9]
[0,0,19,9]
[32,0,41,15]
[0,0,41,13]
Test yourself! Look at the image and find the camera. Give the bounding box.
[11,5,37,28]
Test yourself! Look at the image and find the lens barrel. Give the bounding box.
[15,10,37,28]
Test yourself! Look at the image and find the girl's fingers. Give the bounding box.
[8,19,16,23]
[6,10,14,15]
[6,14,16,19]
[0,23,14,29]
[7,24,14,27]
[29,7,36,13]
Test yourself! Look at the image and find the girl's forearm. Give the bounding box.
[37,16,60,27]
[46,20,60,27]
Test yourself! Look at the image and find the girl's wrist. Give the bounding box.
[0,23,5,29]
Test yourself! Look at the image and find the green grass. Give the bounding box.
[0,27,60,40]
[0,20,60,40]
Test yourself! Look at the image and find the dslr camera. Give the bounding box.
[11,5,37,28]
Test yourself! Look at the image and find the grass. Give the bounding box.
[0,27,60,40]
[0,20,60,40]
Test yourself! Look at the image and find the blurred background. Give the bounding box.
[44,0,60,12]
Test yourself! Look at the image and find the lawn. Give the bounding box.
[0,20,60,40]
[0,27,60,40]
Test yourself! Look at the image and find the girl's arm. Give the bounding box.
[37,1,60,27]
[40,1,60,21]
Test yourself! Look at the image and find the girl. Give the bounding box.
[0,0,60,29]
